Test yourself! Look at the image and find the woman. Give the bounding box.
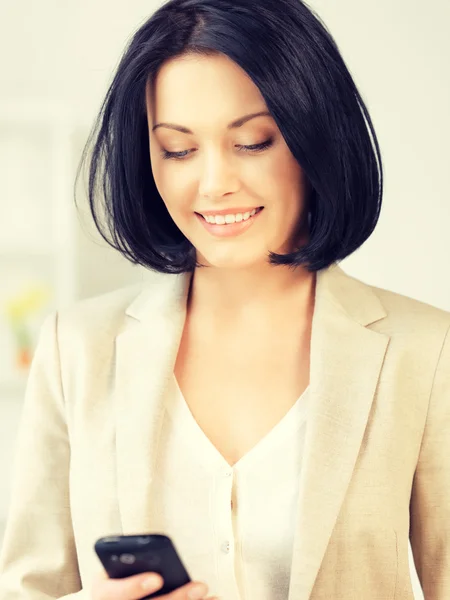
[0,0,449,598]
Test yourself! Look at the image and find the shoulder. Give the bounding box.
[330,265,450,344]
[335,269,450,383]
[369,280,450,333]
[346,273,450,357]
[54,270,178,343]
[57,282,142,336]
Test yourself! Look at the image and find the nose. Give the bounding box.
[198,149,240,198]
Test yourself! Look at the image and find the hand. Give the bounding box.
[91,568,220,600]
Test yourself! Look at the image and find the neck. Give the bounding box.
[188,261,316,322]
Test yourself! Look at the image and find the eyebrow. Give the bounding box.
[151,111,272,134]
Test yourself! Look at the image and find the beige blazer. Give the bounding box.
[0,263,449,600]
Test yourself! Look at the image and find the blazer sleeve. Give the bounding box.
[410,321,450,599]
[0,311,87,599]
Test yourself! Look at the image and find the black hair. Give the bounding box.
[76,0,383,274]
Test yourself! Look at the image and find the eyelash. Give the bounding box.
[160,138,274,161]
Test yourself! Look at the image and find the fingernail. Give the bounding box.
[141,574,162,590]
[188,583,208,599]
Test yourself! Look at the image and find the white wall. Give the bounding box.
[1,1,449,597]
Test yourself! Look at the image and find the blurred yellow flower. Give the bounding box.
[3,283,51,323]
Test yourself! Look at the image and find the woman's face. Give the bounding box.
[146,52,311,270]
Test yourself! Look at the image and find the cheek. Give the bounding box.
[259,153,306,215]
[150,160,186,216]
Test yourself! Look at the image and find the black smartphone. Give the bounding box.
[94,534,191,599]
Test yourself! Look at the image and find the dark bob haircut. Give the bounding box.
[76,0,383,274]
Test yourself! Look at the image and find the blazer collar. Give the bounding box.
[115,263,389,600]
[125,262,386,327]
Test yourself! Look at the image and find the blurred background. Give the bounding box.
[0,1,449,598]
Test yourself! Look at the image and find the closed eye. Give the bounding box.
[160,138,274,161]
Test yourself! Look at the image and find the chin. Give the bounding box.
[198,249,269,270]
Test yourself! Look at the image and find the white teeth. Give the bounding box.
[204,208,258,225]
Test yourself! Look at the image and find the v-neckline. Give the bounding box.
[166,374,310,471]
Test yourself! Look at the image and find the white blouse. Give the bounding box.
[147,375,310,600]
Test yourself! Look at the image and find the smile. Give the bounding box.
[200,207,262,225]
[195,207,264,238]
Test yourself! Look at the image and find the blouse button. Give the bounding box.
[221,541,230,554]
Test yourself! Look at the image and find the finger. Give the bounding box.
[160,580,210,600]
[93,566,109,580]
[92,571,163,600]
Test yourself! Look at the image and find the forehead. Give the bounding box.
[146,54,268,131]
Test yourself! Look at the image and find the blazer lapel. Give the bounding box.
[114,270,192,535]
[287,264,390,600]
